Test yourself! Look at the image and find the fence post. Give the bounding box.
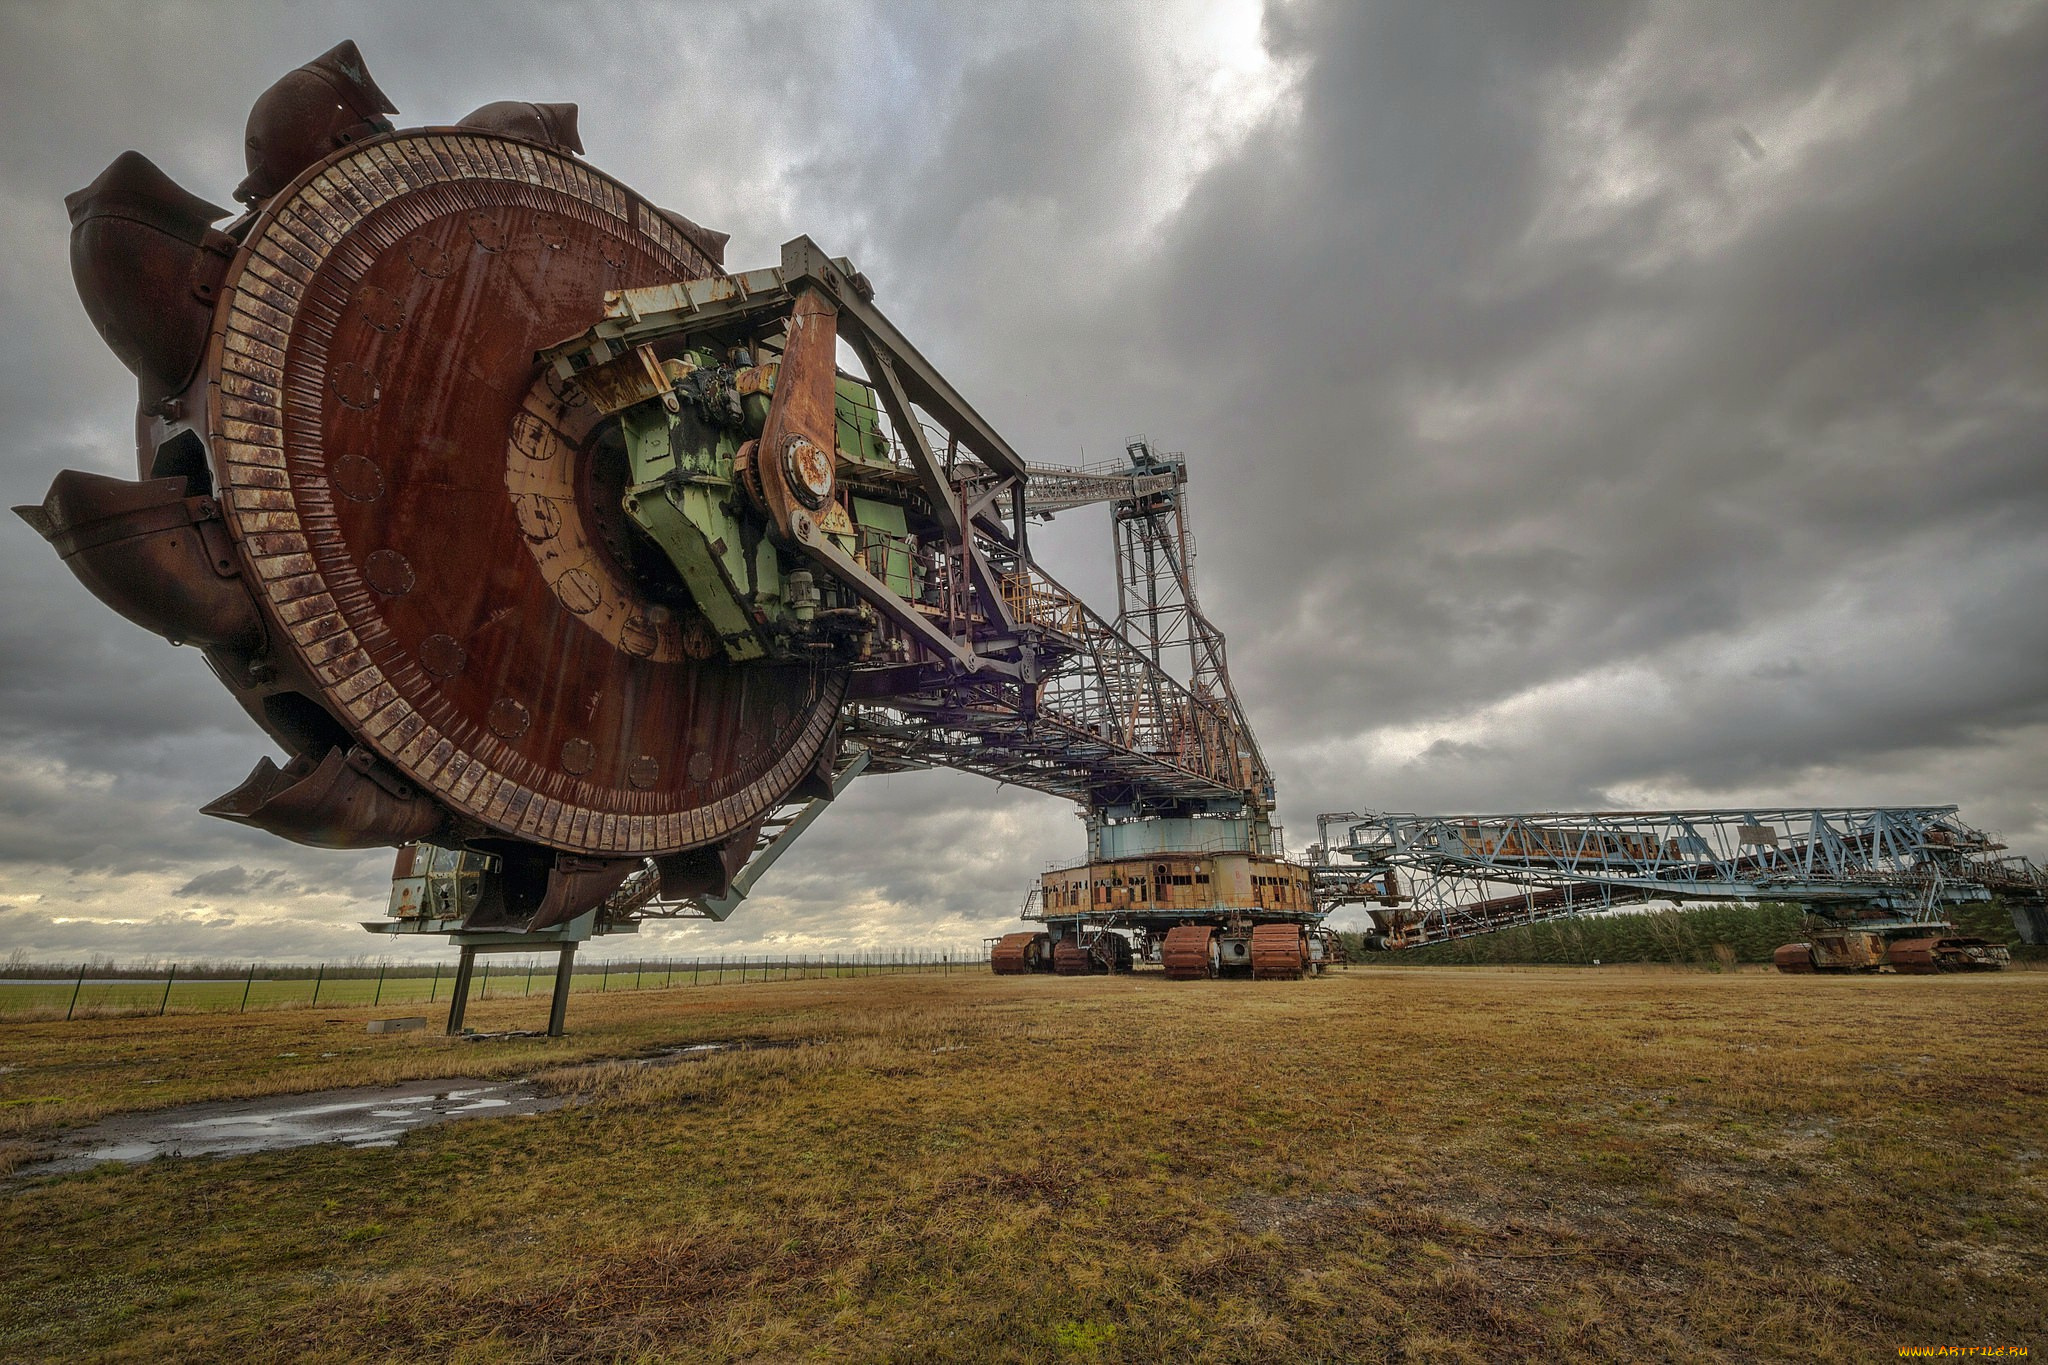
[241,961,256,1013]
[692,958,699,986]
[481,960,491,1000]
[310,962,324,1007]
[601,960,609,993]
[664,958,673,988]
[373,963,386,1007]
[635,959,643,990]
[716,955,723,985]
[66,961,86,1021]
[159,963,176,1016]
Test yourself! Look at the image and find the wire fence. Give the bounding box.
[0,950,993,1022]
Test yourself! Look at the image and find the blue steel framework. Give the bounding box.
[1311,806,2048,944]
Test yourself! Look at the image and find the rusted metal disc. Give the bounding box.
[202,129,844,858]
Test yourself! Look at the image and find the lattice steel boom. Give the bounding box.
[1311,806,2048,946]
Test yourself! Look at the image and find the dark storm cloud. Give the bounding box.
[1105,2,2048,835]
[173,866,299,899]
[0,0,2040,962]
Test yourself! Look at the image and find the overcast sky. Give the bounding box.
[1,0,2042,965]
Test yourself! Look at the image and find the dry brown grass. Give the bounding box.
[2,967,2043,1362]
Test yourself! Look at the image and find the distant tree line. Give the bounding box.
[1342,899,2040,967]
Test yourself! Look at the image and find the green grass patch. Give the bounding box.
[2,969,2043,1361]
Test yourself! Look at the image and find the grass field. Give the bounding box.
[2,967,2042,1362]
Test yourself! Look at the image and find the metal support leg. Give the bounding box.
[547,942,577,1038]
[446,947,476,1035]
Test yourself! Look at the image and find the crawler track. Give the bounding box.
[991,932,1046,976]
[1161,925,1218,980]
[1250,923,1308,980]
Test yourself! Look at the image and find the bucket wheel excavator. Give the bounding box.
[22,43,1340,1031]
[45,45,2015,1009]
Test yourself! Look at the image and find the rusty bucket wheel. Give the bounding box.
[1250,923,1309,980]
[196,128,847,866]
[1162,924,1219,980]
[991,932,1049,976]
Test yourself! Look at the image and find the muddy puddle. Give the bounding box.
[30,1078,564,1175]
[21,1039,768,1177]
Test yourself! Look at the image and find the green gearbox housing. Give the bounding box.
[616,349,915,662]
